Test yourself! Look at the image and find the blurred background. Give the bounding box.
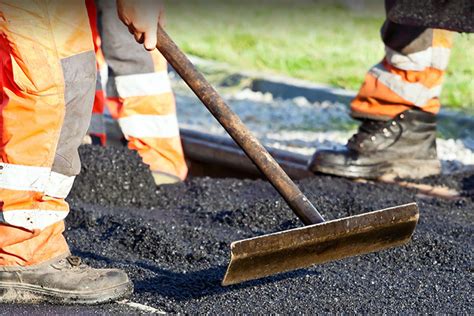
[163,0,473,113]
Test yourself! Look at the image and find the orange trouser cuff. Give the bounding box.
[0,221,69,267]
[351,20,453,120]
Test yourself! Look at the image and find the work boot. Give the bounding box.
[0,254,133,305]
[308,108,440,179]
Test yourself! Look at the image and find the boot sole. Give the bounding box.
[313,159,441,180]
[0,280,133,305]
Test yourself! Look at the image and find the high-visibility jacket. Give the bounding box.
[87,0,188,181]
[0,0,95,266]
[351,18,453,120]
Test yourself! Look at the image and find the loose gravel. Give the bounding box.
[175,86,474,173]
[5,144,470,314]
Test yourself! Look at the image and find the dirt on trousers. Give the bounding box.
[3,144,472,314]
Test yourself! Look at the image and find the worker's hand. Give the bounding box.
[116,0,162,51]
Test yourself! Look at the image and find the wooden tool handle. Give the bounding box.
[156,26,324,225]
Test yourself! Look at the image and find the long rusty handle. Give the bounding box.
[156,26,324,225]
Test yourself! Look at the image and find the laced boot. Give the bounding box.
[0,254,133,304]
[308,108,440,179]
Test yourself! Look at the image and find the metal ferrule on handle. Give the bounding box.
[155,26,324,225]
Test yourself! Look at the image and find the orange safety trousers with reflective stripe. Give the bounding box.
[87,0,188,180]
[0,1,95,266]
[351,23,454,120]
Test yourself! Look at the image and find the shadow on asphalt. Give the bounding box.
[73,249,319,301]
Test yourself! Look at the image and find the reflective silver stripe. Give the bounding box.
[115,71,171,98]
[0,163,50,192]
[431,47,451,70]
[0,209,68,230]
[385,46,451,71]
[369,63,442,107]
[119,114,180,138]
[0,163,75,198]
[44,172,75,199]
[88,113,106,135]
[99,64,109,93]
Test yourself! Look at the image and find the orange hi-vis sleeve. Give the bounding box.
[0,0,95,266]
[351,26,453,120]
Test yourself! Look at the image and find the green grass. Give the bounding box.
[164,0,473,111]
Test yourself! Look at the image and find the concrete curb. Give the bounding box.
[250,76,355,104]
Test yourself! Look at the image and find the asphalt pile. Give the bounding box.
[8,144,473,314]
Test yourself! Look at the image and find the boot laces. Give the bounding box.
[348,119,388,147]
[52,255,88,270]
[66,256,82,267]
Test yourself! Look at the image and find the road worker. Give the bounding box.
[0,0,162,304]
[309,0,469,179]
[87,0,187,185]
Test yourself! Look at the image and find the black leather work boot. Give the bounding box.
[0,254,133,304]
[309,108,440,179]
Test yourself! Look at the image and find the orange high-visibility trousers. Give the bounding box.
[88,0,188,181]
[351,16,454,120]
[0,1,95,266]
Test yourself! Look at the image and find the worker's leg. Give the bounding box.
[0,0,131,303]
[350,23,453,119]
[97,0,188,184]
[0,0,87,267]
[309,17,453,179]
